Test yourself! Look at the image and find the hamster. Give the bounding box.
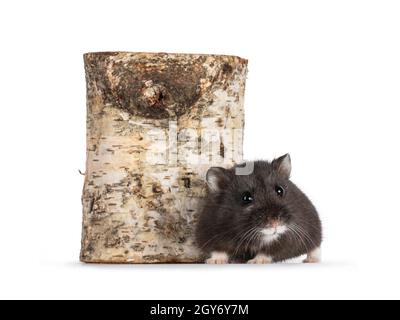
[195,154,322,264]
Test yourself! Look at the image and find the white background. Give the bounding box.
[0,0,399,300]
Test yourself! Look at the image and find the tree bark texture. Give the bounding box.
[81,52,248,263]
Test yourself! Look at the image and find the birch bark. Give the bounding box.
[81,52,247,263]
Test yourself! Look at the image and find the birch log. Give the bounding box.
[81,52,248,263]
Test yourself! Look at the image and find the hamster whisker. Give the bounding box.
[198,228,237,250]
[244,228,262,254]
[198,221,256,251]
[292,224,316,248]
[297,225,318,249]
[233,226,259,258]
[230,226,252,244]
[290,224,317,250]
[233,228,253,256]
[233,227,256,253]
[287,225,309,253]
[294,217,321,232]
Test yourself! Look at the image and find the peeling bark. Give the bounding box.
[80,52,248,263]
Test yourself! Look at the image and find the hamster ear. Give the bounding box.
[206,167,229,192]
[273,154,292,179]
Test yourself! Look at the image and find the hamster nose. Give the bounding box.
[269,220,281,229]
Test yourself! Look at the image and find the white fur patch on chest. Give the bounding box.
[261,226,288,244]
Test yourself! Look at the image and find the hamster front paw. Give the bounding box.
[247,254,273,264]
[303,247,321,263]
[206,251,229,264]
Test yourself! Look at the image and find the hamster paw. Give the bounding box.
[247,254,273,264]
[303,247,321,264]
[206,252,229,264]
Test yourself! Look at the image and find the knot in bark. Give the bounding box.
[142,80,167,108]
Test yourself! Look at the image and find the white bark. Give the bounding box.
[81,52,248,263]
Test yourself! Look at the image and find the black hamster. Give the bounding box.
[195,154,322,264]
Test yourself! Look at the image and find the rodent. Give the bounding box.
[195,154,322,264]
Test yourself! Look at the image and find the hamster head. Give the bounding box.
[204,154,306,246]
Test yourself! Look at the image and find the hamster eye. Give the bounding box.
[241,192,254,205]
[275,185,285,197]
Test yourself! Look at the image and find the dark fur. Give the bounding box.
[195,157,322,262]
